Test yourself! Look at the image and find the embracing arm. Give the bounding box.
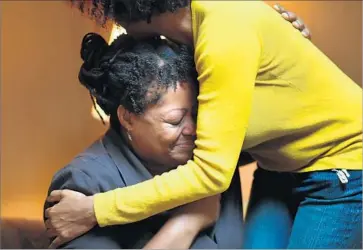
[46,2,311,246]
[46,167,217,249]
[92,3,260,227]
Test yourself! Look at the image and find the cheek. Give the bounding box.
[158,125,182,148]
[132,124,157,149]
[145,124,184,160]
[133,123,180,155]
[167,128,195,162]
[160,126,193,165]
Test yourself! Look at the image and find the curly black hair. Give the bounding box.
[71,0,189,25]
[79,32,197,127]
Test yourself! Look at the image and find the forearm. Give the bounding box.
[93,2,260,227]
[143,217,199,249]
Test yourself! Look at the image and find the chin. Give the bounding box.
[172,152,193,166]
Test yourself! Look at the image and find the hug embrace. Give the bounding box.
[44,1,362,249]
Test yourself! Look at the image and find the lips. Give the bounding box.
[176,142,196,150]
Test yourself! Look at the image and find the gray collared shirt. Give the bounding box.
[44,129,243,249]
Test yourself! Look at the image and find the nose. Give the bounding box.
[182,117,196,137]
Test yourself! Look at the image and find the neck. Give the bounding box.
[143,163,164,176]
[152,6,194,46]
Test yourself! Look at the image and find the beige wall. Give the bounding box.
[1,1,362,221]
[1,1,111,219]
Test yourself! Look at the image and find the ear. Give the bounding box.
[117,106,133,131]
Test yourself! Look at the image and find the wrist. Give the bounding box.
[85,195,97,226]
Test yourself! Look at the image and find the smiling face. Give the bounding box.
[120,81,197,173]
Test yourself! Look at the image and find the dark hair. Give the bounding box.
[72,0,189,25]
[79,32,197,127]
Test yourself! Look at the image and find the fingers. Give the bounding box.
[49,236,64,249]
[292,18,305,31]
[274,4,312,40]
[46,228,58,238]
[273,4,285,14]
[289,16,312,40]
[282,11,298,23]
[301,28,311,39]
[47,190,64,203]
[274,4,297,22]
[274,4,301,27]
[47,189,85,203]
[44,218,53,229]
[44,208,52,219]
[44,218,58,238]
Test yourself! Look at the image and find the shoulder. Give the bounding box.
[191,0,278,47]
[192,1,270,21]
[48,135,126,195]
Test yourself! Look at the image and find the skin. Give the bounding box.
[46,188,221,249]
[45,4,312,248]
[144,194,221,249]
[139,82,218,249]
[118,82,198,175]
[47,81,218,249]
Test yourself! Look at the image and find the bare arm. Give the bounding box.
[144,217,199,249]
[46,170,220,249]
[144,195,220,249]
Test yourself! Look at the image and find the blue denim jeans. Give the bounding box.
[243,167,362,249]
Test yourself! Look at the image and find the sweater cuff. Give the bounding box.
[94,190,118,227]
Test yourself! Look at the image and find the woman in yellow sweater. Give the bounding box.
[45,1,362,248]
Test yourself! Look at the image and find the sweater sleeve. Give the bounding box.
[94,5,262,227]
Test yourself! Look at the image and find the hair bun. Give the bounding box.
[80,33,108,68]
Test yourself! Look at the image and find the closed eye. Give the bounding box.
[163,109,187,126]
[168,119,183,126]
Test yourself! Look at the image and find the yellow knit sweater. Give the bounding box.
[94,1,362,226]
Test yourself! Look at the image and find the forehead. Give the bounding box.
[145,82,196,114]
[160,82,196,103]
